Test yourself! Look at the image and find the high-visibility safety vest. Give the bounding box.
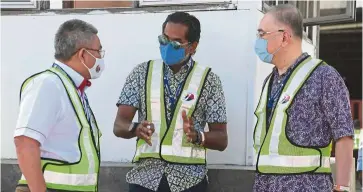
[133,59,210,164]
[17,66,101,191]
[354,129,361,149]
[253,57,332,174]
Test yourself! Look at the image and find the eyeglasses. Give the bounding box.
[257,29,285,38]
[158,35,189,49]
[86,48,105,58]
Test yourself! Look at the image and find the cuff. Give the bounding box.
[14,127,46,145]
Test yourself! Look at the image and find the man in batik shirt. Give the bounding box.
[253,4,354,192]
[113,12,228,192]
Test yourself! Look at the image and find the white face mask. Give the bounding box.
[82,49,105,79]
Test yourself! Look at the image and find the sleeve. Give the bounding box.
[357,131,363,171]
[116,63,146,108]
[321,66,354,141]
[205,73,227,124]
[14,75,62,146]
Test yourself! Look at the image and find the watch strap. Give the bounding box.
[333,185,350,192]
[129,122,139,133]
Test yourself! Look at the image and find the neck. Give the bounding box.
[274,47,302,75]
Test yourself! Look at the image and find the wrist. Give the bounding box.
[192,130,205,146]
[128,122,139,134]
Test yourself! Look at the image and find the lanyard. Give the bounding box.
[267,72,291,109]
[163,62,193,110]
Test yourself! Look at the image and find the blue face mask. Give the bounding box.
[254,38,274,63]
[159,43,186,66]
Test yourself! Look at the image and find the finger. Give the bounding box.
[186,131,194,139]
[140,131,151,141]
[188,117,194,130]
[141,127,152,137]
[145,137,152,146]
[141,121,150,127]
[182,110,188,123]
[149,123,155,134]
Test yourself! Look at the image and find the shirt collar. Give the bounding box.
[273,52,310,76]
[54,60,91,92]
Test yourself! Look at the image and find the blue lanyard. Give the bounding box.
[267,73,291,109]
[163,63,193,110]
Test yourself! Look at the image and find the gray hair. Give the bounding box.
[54,19,98,61]
[267,4,304,39]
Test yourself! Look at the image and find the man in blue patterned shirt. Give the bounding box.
[253,4,354,192]
[113,12,228,192]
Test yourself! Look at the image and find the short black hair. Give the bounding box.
[162,11,201,43]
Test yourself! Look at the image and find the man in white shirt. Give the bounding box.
[14,19,105,192]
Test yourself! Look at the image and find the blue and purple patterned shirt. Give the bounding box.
[253,53,354,192]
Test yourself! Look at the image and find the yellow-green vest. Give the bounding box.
[354,129,361,149]
[133,59,209,164]
[17,66,101,191]
[254,57,332,174]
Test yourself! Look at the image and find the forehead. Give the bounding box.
[258,13,279,32]
[164,22,188,41]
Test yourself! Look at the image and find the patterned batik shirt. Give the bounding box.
[253,53,354,192]
[117,58,227,192]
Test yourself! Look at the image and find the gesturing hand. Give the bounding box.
[135,121,155,146]
[182,110,196,143]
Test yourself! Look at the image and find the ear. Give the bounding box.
[188,42,198,55]
[281,32,291,47]
[77,48,86,63]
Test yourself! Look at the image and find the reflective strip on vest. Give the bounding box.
[254,57,331,174]
[18,67,100,191]
[258,155,331,168]
[21,172,97,186]
[133,59,209,164]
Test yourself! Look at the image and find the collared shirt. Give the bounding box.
[117,58,227,192]
[14,60,94,162]
[253,53,354,192]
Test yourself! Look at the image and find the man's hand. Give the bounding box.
[135,121,155,146]
[182,110,197,143]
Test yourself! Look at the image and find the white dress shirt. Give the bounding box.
[14,60,94,163]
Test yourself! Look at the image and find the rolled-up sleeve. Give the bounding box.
[321,66,354,141]
[205,73,227,124]
[14,75,62,145]
[116,63,146,108]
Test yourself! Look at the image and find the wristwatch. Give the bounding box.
[333,185,350,192]
[128,122,139,133]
